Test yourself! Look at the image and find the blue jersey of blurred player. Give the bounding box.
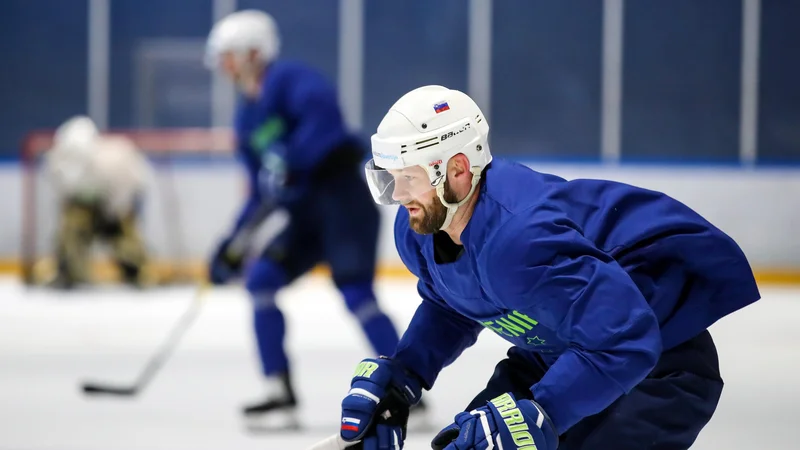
[335,85,761,450]
[203,10,403,430]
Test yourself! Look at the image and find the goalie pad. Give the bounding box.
[54,201,95,283]
[46,201,149,286]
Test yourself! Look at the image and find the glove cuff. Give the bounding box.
[374,357,424,406]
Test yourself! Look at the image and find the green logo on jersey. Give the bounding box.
[353,361,379,378]
[481,310,539,338]
[250,117,286,154]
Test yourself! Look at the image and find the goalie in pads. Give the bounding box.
[38,116,153,289]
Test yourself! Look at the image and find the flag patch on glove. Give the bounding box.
[341,417,361,432]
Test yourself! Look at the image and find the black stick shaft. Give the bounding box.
[81,284,208,397]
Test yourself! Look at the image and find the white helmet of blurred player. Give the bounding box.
[205,9,280,95]
[52,115,99,152]
[365,85,492,230]
[46,115,100,193]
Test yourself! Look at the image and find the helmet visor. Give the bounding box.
[364,159,437,206]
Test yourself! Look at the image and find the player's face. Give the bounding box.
[390,166,456,234]
[219,52,245,82]
[218,51,262,96]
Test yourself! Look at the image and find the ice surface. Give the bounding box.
[0,276,796,449]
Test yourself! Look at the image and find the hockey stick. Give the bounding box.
[306,433,360,450]
[80,283,209,397]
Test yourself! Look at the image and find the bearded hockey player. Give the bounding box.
[336,85,761,450]
[41,116,152,289]
[204,10,419,430]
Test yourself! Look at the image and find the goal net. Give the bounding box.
[20,127,238,286]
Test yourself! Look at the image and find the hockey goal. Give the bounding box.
[20,128,238,285]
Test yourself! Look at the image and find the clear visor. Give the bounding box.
[364,159,437,205]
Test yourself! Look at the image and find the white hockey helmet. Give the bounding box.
[52,115,99,154]
[204,9,280,69]
[365,85,492,229]
[46,115,100,192]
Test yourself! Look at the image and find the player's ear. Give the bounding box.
[447,154,469,179]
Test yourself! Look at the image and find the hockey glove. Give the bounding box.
[431,392,558,450]
[208,236,244,285]
[340,357,423,447]
[359,420,405,450]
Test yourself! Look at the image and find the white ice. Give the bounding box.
[0,276,796,449]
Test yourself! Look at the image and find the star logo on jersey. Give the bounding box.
[526,336,546,346]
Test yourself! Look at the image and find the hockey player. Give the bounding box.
[204,10,408,429]
[41,115,152,289]
[337,85,761,450]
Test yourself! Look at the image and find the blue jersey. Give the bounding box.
[231,60,362,231]
[392,159,759,434]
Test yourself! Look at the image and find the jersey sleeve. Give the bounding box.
[483,204,661,434]
[283,74,350,173]
[229,116,267,236]
[390,209,483,389]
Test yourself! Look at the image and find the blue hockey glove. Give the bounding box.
[431,392,558,450]
[340,357,423,447]
[208,237,244,285]
[359,421,404,450]
[335,414,406,450]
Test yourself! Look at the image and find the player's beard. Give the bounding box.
[407,182,459,234]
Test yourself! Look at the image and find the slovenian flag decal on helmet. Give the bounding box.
[433,102,450,113]
[341,417,361,432]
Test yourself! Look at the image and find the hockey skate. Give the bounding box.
[242,372,300,433]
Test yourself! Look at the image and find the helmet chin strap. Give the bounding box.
[436,167,483,231]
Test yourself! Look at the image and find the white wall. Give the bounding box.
[5,162,799,268]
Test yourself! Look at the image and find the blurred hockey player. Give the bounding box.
[336,85,761,450]
[204,10,409,430]
[42,116,152,289]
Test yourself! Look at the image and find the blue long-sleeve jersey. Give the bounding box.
[392,159,760,434]
[230,60,362,233]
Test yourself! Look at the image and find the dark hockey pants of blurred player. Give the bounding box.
[49,198,149,289]
[466,330,724,450]
[211,144,405,426]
